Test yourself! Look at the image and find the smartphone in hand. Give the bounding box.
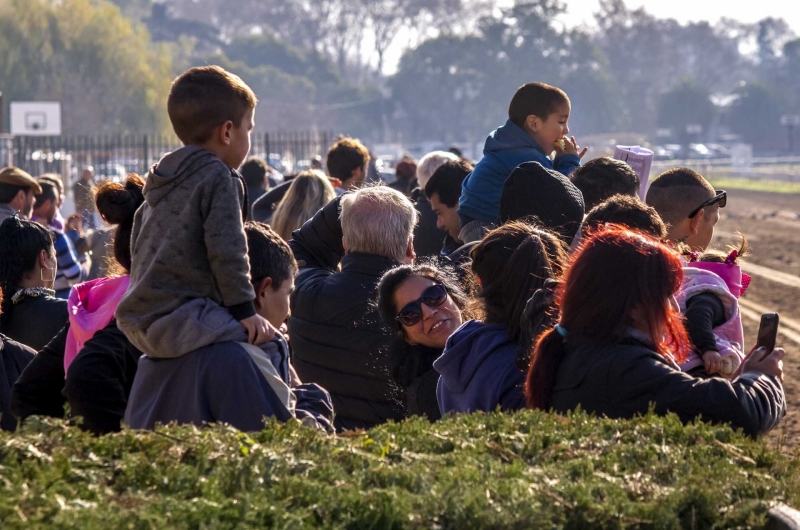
[756,313,779,356]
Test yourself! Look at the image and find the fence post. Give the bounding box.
[142,134,149,175]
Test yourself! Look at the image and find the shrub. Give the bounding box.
[0,410,798,528]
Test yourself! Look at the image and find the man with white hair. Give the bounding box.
[288,186,418,431]
[412,150,459,257]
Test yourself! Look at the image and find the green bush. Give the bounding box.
[0,410,798,528]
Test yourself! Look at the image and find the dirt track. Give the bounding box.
[713,189,800,449]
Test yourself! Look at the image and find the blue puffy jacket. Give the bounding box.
[458,119,581,224]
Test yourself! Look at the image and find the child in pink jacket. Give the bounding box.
[676,240,751,378]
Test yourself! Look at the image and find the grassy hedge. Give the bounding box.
[1,411,798,528]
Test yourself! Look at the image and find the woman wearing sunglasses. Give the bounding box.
[434,221,569,415]
[377,261,471,421]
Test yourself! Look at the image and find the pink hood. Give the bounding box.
[64,275,131,373]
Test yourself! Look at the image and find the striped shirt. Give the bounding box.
[53,229,88,294]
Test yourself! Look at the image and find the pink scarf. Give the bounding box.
[64,275,131,373]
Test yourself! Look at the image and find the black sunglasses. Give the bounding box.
[395,283,448,327]
[687,190,726,218]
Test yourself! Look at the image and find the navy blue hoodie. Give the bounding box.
[457,119,581,224]
[434,320,526,415]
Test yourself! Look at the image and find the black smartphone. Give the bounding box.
[756,313,779,355]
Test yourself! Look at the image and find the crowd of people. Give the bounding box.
[0,66,786,438]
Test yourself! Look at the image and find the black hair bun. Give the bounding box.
[94,174,145,225]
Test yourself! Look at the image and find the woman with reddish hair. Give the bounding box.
[526,227,785,437]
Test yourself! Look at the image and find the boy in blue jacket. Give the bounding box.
[458,82,588,233]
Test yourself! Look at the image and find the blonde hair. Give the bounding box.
[340,186,417,262]
[271,170,336,241]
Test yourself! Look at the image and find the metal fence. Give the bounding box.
[5,131,332,191]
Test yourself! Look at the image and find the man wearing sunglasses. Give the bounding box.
[646,167,725,252]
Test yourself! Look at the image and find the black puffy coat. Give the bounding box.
[11,319,141,434]
[551,336,785,438]
[0,335,35,431]
[289,196,414,431]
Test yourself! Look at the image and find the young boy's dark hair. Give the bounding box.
[508,82,570,129]
[326,137,370,183]
[424,159,474,207]
[570,157,640,212]
[168,65,258,145]
[645,167,715,228]
[245,221,297,289]
[583,195,667,239]
[240,156,270,190]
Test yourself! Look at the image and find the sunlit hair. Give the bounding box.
[526,227,691,410]
[340,186,417,262]
[416,151,458,189]
[470,221,568,351]
[94,174,145,275]
[168,65,257,145]
[271,170,336,241]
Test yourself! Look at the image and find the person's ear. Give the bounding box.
[525,115,539,133]
[342,237,348,254]
[403,237,415,264]
[219,120,234,146]
[689,209,705,235]
[253,277,272,311]
[38,249,50,269]
[329,177,343,188]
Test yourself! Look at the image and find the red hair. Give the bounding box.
[525,227,691,410]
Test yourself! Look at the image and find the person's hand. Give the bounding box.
[67,214,84,235]
[554,136,588,159]
[736,346,785,381]
[239,314,277,345]
[702,350,723,375]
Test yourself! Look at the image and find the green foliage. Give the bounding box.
[728,83,788,153]
[1,410,798,528]
[657,79,715,140]
[0,0,173,134]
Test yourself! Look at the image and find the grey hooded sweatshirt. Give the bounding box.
[115,146,255,358]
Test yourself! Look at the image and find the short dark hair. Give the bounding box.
[34,181,57,206]
[570,157,640,212]
[168,65,258,145]
[508,83,570,129]
[39,173,64,195]
[583,195,667,239]
[645,167,715,227]
[326,137,370,182]
[0,183,30,204]
[424,159,473,207]
[244,221,297,290]
[240,156,270,190]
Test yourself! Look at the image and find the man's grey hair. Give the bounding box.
[416,151,459,189]
[340,186,417,262]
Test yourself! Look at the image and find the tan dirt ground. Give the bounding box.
[712,189,800,450]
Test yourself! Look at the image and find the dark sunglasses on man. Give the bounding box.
[395,283,448,327]
[687,190,726,219]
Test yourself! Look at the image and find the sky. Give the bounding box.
[556,0,800,31]
[381,0,800,74]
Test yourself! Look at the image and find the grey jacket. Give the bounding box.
[116,147,256,345]
[0,203,18,225]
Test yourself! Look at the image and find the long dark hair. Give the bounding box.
[94,174,144,275]
[526,227,691,411]
[377,259,470,343]
[470,221,568,352]
[0,216,54,329]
